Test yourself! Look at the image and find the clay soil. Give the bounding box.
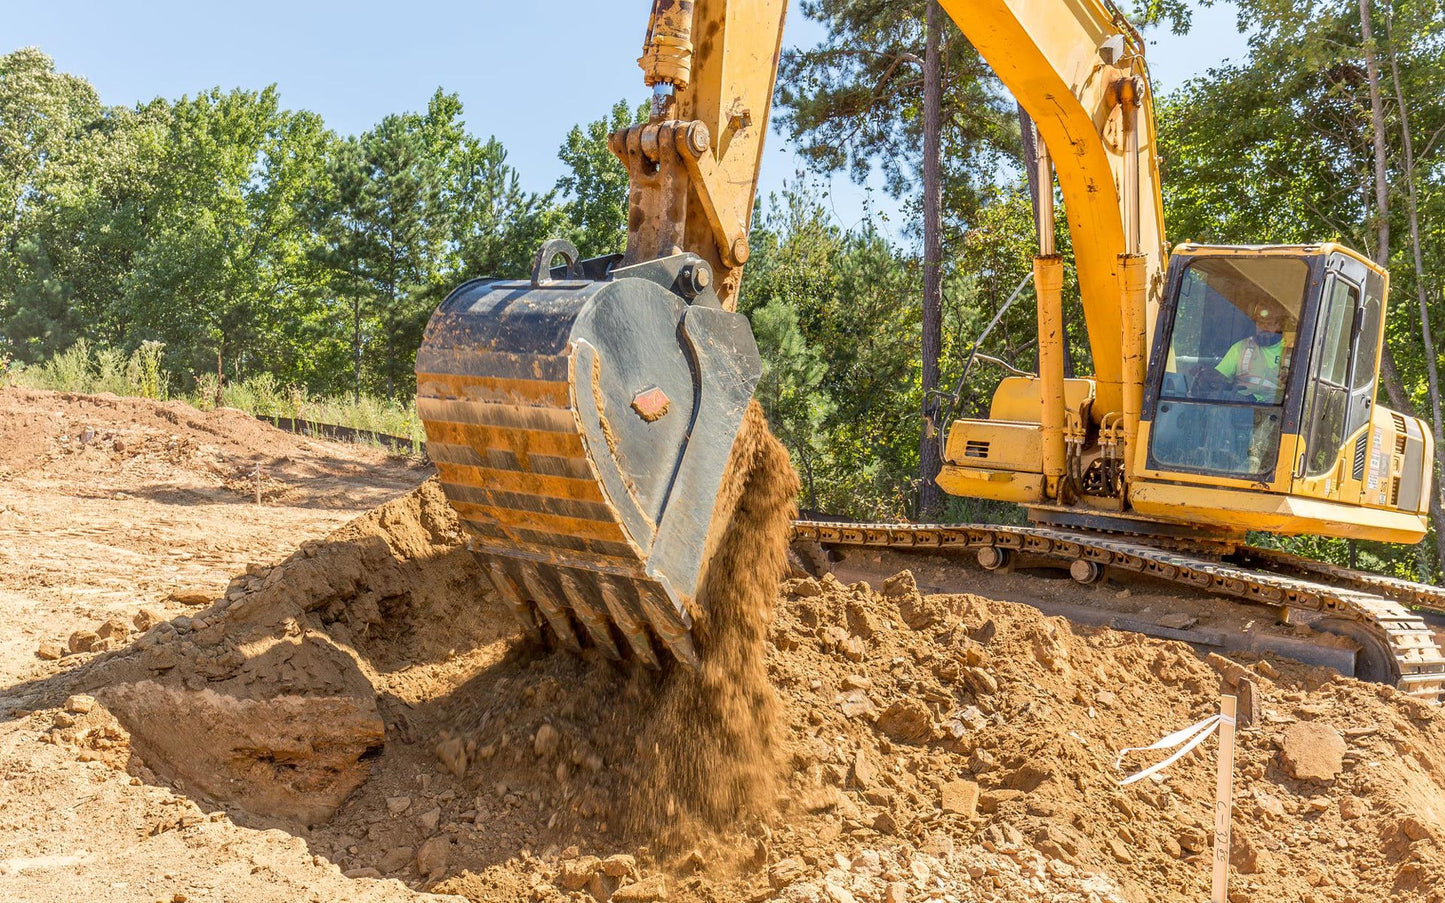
[2,386,1444,903]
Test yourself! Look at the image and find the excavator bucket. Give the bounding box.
[415,245,761,667]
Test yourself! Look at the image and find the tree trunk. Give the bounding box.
[1358,0,1390,264]
[1018,103,1040,218]
[353,295,363,405]
[918,0,946,521]
[1359,0,1445,575]
[1384,16,1445,577]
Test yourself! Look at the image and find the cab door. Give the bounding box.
[1292,257,1382,502]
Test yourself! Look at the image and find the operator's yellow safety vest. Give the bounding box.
[1217,336,1283,402]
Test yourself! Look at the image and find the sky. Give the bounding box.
[5,1,1250,238]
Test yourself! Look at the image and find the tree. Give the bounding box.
[778,1,1013,518]
[555,100,646,258]
[313,95,454,399]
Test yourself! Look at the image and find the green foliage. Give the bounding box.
[11,339,169,399]
[555,100,647,257]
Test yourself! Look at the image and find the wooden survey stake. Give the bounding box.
[1211,695,1238,903]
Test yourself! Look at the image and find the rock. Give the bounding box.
[386,796,411,815]
[413,835,450,878]
[838,635,866,662]
[612,874,667,901]
[534,723,560,759]
[1254,660,1280,679]
[877,699,932,744]
[1279,722,1346,782]
[845,599,879,640]
[978,789,1023,813]
[167,588,215,607]
[769,857,807,889]
[435,736,468,778]
[1338,796,1367,820]
[850,749,875,788]
[67,630,99,654]
[342,868,382,879]
[872,810,898,834]
[1399,816,1432,842]
[824,881,856,903]
[133,609,163,631]
[940,780,979,817]
[556,857,601,891]
[416,807,441,833]
[95,618,130,641]
[35,641,63,661]
[64,694,96,714]
[602,854,637,878]
[882,571,937,630]
[1156,612,1198,630]
[793,578,823,598]
[884,882,908,903]
[378,846,414,874]
[837,690,877,720]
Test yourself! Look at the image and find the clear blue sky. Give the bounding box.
[5,1,1248,238]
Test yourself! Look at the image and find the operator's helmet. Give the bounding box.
[1252,301,1289,347]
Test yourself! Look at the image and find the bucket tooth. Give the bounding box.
[636,582,699,668]
[483,560,543,644]
[518,564,584,653]
[557,570,624,660]
[597,576,663,669]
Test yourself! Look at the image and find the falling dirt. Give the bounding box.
[4,388,1445,903]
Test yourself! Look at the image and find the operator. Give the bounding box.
[1215,301,1288,403]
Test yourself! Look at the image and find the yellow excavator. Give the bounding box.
[417,0,1445,697]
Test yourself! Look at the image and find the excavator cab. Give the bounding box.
[1134,244,1434,543]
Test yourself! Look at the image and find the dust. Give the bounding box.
[625,400,799,840]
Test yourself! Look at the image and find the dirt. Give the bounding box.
[2,386,1444,903]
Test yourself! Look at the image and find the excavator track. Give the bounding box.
[792,520,1445,702]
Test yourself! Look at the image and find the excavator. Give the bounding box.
[416,0,1445,699]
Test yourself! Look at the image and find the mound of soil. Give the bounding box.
[8,390,1443,903]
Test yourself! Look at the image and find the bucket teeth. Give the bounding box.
[557,571,624,661]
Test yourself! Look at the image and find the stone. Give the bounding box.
[877,699,932,744]
[884,881,908,903]
[1338,796,1367,820]
[65,694,96,714]
[386,796,411,815]
[793,578,823,598]
[940,779,979,817]
[413,835,450,878]
[602,854,637,878]
[95,618,130,641]
[556,857,601,891]
[612,874,667,901]
[167,588,215,607]
[1156,612,1198,630]
[845,599,879,640]
[35,641,63,661]
[1254,660,1280,679]
[872,810,898,834]
[838,635,866,662]
[824,881,856,903]
[378,846,414,874]
[1279,722,1346,782]
[67,631,99,654]
[850,749,875,788]
[534,723,561,759]
[769,857,807,889]
[1399,816,1432,842]
[435,736,468,778]
[133,609,163,631]
[342,868,382,879]
[882,572,937,630]
[416,807,441,833]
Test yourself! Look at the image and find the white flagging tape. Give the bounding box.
[1114,713,1237,786]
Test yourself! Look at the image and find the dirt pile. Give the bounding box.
[9,389,1445,903]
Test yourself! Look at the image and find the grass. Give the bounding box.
[5,341,426,450]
